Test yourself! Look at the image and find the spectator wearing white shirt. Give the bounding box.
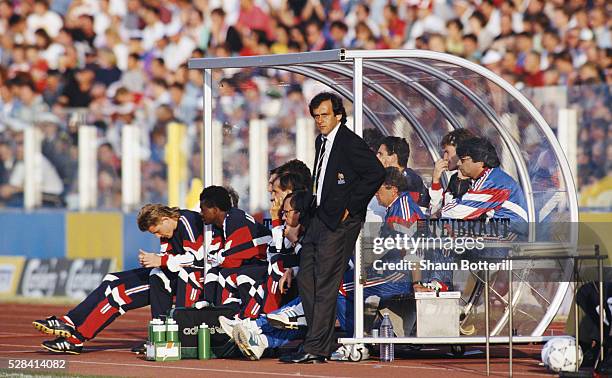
[26,0,63,43]
[162,27,196,72]
[452,0,474,35]
[0,134,64,207]
[120,53,146,93]
[208,0,241,26]
[480,0,501,40]
[140,5,165,51]
[590,7,610,49]
[168,83,198,126]
[12,79,49,127]
[403,1,446,49]
[345,3,381,42]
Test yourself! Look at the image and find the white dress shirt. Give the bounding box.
[315,122,340,206]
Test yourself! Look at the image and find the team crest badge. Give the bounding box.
[337,173,346,185]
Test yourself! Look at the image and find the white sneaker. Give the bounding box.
[233,323,268,360]
[218,316,240,340]
[194,301,211,309]
[266,302,307,330]
[330,343,369,362]
[219,316,259,340]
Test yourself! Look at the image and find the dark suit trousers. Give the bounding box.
[298,213,362,356]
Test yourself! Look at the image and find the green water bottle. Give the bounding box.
[151,318,166,343]
[166,318,179,342]
[148,319,154,342]
[198,323,211,360]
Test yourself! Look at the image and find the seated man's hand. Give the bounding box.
[139,250,162,268]
[283,224,301,244]
[208,251,225,267]
[432,159,448,184]
[271,196,282,221]
[279,269,293,294]
[413,283,434,292]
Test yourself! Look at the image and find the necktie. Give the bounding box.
[314,136,327,193]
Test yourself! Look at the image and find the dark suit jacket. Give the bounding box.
[313,125,385,231]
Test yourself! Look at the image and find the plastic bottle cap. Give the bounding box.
[152,318,163,324]
[167,319,176,324]
[200,323,209,328]
[383,312,389,316]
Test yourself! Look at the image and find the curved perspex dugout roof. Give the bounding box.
[189,49,577,226]
[189,49,578,338]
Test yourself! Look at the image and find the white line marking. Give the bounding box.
[368,362,551,377]
[67,360,354,378]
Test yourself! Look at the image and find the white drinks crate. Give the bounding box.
[415,291,461,337]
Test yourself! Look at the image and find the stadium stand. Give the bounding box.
[0,0,609,210]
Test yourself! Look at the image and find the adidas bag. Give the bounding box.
[168,306,240,359]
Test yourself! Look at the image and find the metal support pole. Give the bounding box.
[485,270,490,376]
[598,245,604,362]
[352,57,363,136]
[203,69,213,187]
[353,57,364,338]
[574,260,580,369]
[202,68,213,278]
[508,262,513,377]
[248,119,268,212]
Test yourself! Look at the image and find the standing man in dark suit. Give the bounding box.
[283,92,385,363]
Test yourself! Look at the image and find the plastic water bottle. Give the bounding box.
[151,318,166,343]
[198,323,211,360]
[166,318,179,342]
[379,313,394,362]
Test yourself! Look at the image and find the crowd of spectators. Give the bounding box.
[0,0,609,210]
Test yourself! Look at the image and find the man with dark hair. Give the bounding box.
[284,92,384,363]
[271,172,307,202]
[200,186,274,318]
[199,185,232,213]
[430,128,475,216]
[305,20,332,51]
[362,128,384,151]
[436,136,527,336]
[280,159,312,190]
[267,159,312,250]
[33,204,204,354]
[329,20,349,48]
[442,137,528,231]
[268,159,312,200]
[363,128,386,223]
[376,136,430,209]
[243,168,425,362]
[220,190,313,360]
[225,186,240,208]
[332,167,427,360]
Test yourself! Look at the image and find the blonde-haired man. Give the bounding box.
[33,204,204,354]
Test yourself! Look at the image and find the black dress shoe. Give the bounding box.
[279,352,296,363]
[278,344,305,362]
[283,351,326,364]
[130,342,146,354]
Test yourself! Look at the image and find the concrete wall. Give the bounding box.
[0,211,158,270]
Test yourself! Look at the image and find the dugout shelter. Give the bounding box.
[189,49,580,348]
